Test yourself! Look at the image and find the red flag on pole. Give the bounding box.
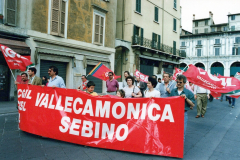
[183,64,240,93]
[0,44,32,71]
[172,67,184,80]
[134,70,149,83]
[88,62,121,81]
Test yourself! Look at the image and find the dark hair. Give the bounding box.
[152,75,157,79]
[117,89,125,98]
[169,73,173,77]
[82,75,87,79]
[21,73,28,77]
[43,76,47,80]
[124,71,130,76]
[87,81,95,88]
[49,66,58,75]
[108,72,113,75]
[163,72,170,78]
[126,76,135,85]
[177,75,187,83]
[158,78,161,81]
[148,76,158,88]
[28,67,36,74]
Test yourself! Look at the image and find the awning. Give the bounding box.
[139,55,180,64]
[0,38,31,55]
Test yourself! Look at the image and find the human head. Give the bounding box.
[136,76,140,82]
[169,73,173,81]
[86,81,95,93]
[116,89,125,98]
[189,81,193,86]
[163,73,170,83]
[147,76,157,89]
[81,75,87,82]
[28,67,36,77]
[48,66,58,77]
[152,75,157,80]
[124,71,130,78]
[176,75,187,89]
[108,72,113,80]
[158,78,161,83]
[42,76,47,81]
[126,75,135,86]
[21,73,28,81]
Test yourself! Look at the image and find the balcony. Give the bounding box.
[132,35,181,57]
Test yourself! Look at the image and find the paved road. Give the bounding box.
[0,98,240,160]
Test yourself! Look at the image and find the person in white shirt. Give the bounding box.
[145,77,161,98]
[194,85,210,118]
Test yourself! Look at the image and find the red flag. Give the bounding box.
[134,70,148,83]
[88,62,121,81]
[183,64,240,93]
[0,44,32,71]
[172,67,184,80]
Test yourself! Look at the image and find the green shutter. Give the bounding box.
[155,7,158,22]
[232,47,235,55]
[136,0,138,11]
[136,0,141,13]
[158,35,161,50]
[140,28,144,45]
[173,41,176,55]
[238,47,240,55]
[139,0,141,13]
[174,0,177,9]
[133,25,137,44]
[6,0,17,26]
[152,33,154,48]
[173,19,176,31]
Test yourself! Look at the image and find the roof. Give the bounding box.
[182,29,192,34]
[211,23,228,27]
[228,13,240,16]
[193,18,210,22]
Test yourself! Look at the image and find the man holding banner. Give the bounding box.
[106,72,119,95]
[170,75,195,141]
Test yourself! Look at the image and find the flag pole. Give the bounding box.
[9,69,16,82]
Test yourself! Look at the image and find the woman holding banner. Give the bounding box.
[123,76,142,98]
[145,77,161,98]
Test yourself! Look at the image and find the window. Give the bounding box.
[235,37,240,44]
[215,48,220,56]
[195,29,198,34]
[50,0,66,37]
[173,18,177,31]
[197,49,201,56]
[215,39,220,44]
[173,41,176,55]
[197,40,201,45]
[152,33,158,48]
[133,25,141,44]
[205,20,208,26]
[231,26,235,31]
[231,15,235,20]
[211,27,215,32]
[93,13,105,45]
[223,27,227,31]
[154,7,158,22]
[204,28,208,33]
[5,0,17,26]
[174,0,177,9]
[136,0,141,13]
[181,41,185,46]
[232,47,235,55]
[217,27,221,32]
[195,21,198,27]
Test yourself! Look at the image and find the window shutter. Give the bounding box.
[5,0,17,26]
[136,0,138,11]
[94,15,100,43]
[51,0,60,35]
[173,41,176,55]
[173,19,176,31]
[139,0,141,13]
[174,0,177,9]
[59,0,66,37]
[100,17,104,44]
[152,33,154,48]
[155,7,158,22]
[238,47,240,55]
[140,28,144,45]
[232,47,235,55]
[158,35,161,50]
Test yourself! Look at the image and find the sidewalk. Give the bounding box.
[0,100,18,115]
[0,98,240,159]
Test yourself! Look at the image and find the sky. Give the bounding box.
[180,0,240,32]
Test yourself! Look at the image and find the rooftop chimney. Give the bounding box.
[193,14,195,20]
[209,11,212,18]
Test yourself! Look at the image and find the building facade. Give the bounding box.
[115,0,185,82]
[180,12,240,77]
[0,0,117,101]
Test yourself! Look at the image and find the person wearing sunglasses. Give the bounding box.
[106,72,119,95]
[170,75,195,141]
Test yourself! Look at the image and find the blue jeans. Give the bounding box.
[229,98,236,106]
[184,111,188,142]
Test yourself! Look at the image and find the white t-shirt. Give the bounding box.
[123,86,140,98]
[145,90,161,98]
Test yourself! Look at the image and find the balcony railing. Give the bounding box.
[132,35,181,56]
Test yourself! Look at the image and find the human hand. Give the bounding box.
[131,93,135,97]
[52,85,56,89]
[207,94,210,99]
[41,85,45,88]
[194,95,197,99]
[166,88,170,93]
[180,94,186,99]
